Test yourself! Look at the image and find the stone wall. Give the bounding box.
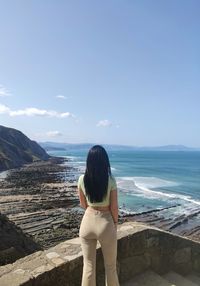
[0,222,199,286]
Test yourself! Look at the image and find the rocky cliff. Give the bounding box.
[0,213,41,265]
[0,125,49,171]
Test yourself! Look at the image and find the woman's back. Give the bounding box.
[78,174,117,208]
[78,145,120,286]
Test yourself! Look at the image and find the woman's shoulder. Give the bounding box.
[78,174,84,186]
[109,175,117,191]
[109,174,116,181]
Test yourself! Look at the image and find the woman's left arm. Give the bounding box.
[110,189,118,224]
[78,188,88,209]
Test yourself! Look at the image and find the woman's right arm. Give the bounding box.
[110,189,119,224]
[77,175,88,209]
[78,188,88,209]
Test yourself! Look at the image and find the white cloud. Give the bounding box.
[0,85,11,97]
[0,104,10,114]
[46,131,63,138]
[0,104,75,118]
[59,112,73,118]
[56,95,67,99]
[97,120,112,127]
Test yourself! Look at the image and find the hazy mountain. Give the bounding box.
[0,125,49,171]
[39,142,200,152]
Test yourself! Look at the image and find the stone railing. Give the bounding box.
[0,222,200,286]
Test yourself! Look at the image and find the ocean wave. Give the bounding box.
[111,167,117,172]
[116,176,200,206]
[65,156,77,160]
[54,155,78,161]
[117,176,179,188]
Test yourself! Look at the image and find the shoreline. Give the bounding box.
[119,205,200,243]
[0,156,200,251]
[0,157,82,249]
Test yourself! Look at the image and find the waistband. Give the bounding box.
[85,207,111,216]
[87,206,110,212]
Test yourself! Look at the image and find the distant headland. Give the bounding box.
[39,142,200,152]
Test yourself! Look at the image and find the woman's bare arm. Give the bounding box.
[110,189,118,223]
[78,188,88,209]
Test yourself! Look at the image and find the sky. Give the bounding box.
[0,0,199,147]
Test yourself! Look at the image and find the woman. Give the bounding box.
[78,145,120,286]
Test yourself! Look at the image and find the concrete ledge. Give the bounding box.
[0,222,200,286]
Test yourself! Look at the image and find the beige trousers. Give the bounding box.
[79,207,120,286]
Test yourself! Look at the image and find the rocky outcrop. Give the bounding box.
[0,125,49,171]
[0,158,80,251]
[0,213,41,266]
[121,205,200,243]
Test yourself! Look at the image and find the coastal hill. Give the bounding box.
[40,142,199,152]
[0,125,49,171]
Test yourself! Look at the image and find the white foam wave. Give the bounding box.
[54,155,78,161]
[111,167,117,172]
[65,156,77,160]
[118,176,179,188]
[116,176,200,206]
[75,161,86,164]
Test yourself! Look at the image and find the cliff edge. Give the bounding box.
[0,125,49,171]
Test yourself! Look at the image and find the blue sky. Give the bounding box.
[0,0,199,147]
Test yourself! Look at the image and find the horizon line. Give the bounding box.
[38,141,200,150]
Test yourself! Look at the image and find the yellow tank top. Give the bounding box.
[78,174,117,207]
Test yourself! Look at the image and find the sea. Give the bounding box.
[48,150,200,216]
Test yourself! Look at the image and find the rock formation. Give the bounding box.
[0,212,41,266]
[0,125,49,171]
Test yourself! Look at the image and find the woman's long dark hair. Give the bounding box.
[84,145,111,203]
